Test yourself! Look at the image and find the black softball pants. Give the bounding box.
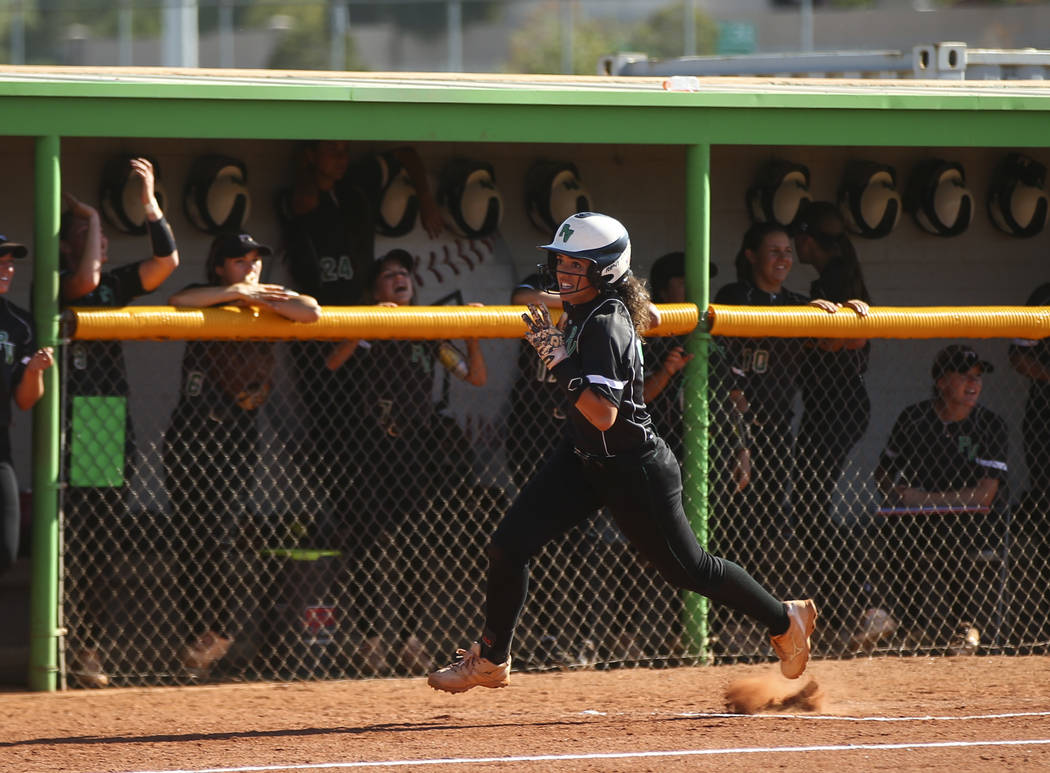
[0,432,18,575]
[481,436,788,662]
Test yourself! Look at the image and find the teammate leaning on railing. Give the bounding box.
[427,212,817,695]
[325,248,486,677]
[712,221,866,575]
[165,231,320,680]
[792,201,873,635]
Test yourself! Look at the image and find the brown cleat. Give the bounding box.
[427,642,510,694]
[179,630,234,678]
[770,599,817,679]
[69,648,109,688]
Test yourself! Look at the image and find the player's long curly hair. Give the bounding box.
[614,273,651,336]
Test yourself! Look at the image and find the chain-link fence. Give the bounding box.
[59,328,1050,688]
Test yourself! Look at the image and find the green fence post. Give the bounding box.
[682,143,711,662]
[28,135,61,691]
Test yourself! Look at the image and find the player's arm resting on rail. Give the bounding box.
[132,158,180,292]
[809,297,869,351]
[60,193,103,302]
[169,284,321,323]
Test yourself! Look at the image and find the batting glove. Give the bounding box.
[522,303,568,369]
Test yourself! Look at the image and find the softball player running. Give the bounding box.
[428,212,816,694]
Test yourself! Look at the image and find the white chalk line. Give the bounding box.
[672,709,1050,722]
[120,737,1050,773]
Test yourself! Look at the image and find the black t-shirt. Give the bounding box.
[878,400,1008,501]
[713,279,808,424]
[0,297,36,429]
[170,284,277,421]
[348,338,441,438]
[61,261,146,398]
[807,256,871,381]
[1010,282,1050,410]
[562,294,652,457]
[643,333,686,459]
[283,176,376,307]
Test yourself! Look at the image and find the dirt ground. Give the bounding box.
[2,655,1049,773]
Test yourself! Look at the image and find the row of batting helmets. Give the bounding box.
[99,152,594,241]
[746,153,1050,239]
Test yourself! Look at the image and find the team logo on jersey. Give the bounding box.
[958,435,976,461]
[0,331,11,365]
[564,323,580,355]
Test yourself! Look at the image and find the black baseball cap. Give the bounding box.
[369,248,415,285]
[0,235,28,259]
[206,232,271,282]
[210,232,272,260]
[793,201,846,245]
[931,344,994,380]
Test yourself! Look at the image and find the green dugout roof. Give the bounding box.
[3,66,1050,146]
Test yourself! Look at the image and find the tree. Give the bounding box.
[505,1,629,75]
[626,1,718,59]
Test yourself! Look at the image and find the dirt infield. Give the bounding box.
[3,655,1049,772]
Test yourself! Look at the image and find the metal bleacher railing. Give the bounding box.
[601,42,1050,81]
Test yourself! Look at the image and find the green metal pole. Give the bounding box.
[681,143,710,662]
[28,135,61,691]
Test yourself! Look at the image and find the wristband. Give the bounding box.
[551,358,585,402]
[147,215,177,258]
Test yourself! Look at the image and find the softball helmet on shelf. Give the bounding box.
[987,152,1048,238]
[438,158,503,239]
[746,159,812,228]
[183,154,251,235]
[524,160,592,234]
[837,160,901,239]
[904,158,973,237]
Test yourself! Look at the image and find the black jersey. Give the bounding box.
[349,338,441,438]
[643,333,686,460]
[61,261,146,398]
[1010,282,1050,409]
[808,256,871,378]
[713,279,808,424]
[283,183,375,306]
[170,284,277,420]
[561,294,652,457]
[878,400,1008,497]
[0,297,36,429]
